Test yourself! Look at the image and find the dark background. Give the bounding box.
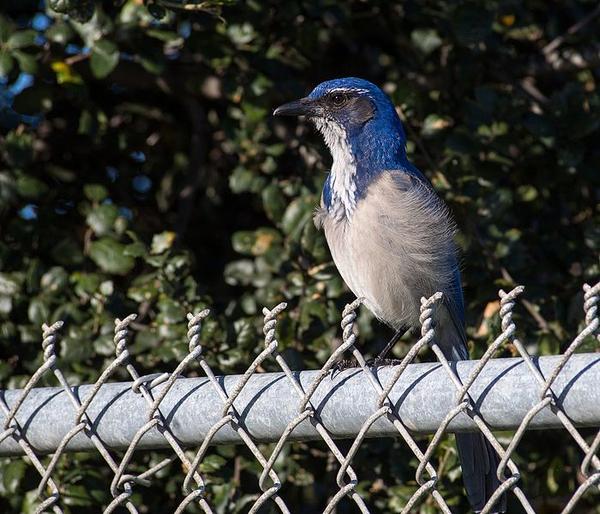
[0,0,599,512]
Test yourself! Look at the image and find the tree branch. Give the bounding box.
[542,3,600,56]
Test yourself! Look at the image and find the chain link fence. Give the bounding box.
[1,281,599,514]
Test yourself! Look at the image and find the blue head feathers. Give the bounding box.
[307,77,406,147]
[274,77,415,218]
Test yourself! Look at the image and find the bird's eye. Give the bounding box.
[330,93,348,108]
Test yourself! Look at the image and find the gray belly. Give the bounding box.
[315,173,459,330]
[322,215,422,328]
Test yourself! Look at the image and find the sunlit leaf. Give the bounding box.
[89,238,135,275]
[90,39,119,79]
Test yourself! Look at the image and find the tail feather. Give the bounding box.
[456,432,506,513]
[438,295,506,513]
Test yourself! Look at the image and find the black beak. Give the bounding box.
[273,97,317,117]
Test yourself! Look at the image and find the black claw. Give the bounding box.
[330,357,402,378]
[366,357,403,368]
[330,358,359,377]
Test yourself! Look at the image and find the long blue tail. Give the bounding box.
[439,287,507,513]
[455,432,505,512]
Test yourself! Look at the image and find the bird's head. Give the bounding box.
[274,77,408,171]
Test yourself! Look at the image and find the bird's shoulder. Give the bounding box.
[314,169,433,229]
[362,169,437,212]
[384,168,433,193]
[356,169,456,250]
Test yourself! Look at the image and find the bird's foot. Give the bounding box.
[330,357,402,378]
[329,358,360,378]
[365,357,403,368]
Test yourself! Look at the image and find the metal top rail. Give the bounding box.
[1,354,599,457]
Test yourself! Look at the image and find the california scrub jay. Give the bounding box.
[274,77,505,513]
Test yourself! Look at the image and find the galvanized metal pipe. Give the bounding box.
[1,353,599,457]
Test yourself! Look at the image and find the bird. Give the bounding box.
[274,77,506,513]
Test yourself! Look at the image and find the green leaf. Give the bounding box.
[13,51,37,74]
[157,297,185,323]
[0,296,12,315]
[421,114,452,137]
[48,0,70,14]
[199,454,227,473]
[138,51,166,75]
[281,197,313,239]
[4,131,34,167]
[50,0,95,22]
[229,166,266,193]
[1,460,26,494]
[40,266,69,293]
[0,51,14,77]
[72,271,102,298]
[90,39,119,79]
[46,21,74,44]
[262,184,286,221]
[88,238,135,275]
[7,30,37,49]
[127,273,158,303]
[0,273,20,296]
[231,229,282,259]
[28,297,50,325]
[83,184,108,202]
[0,15,14,42]
[78,109,94,135]
[546,457,563,493]
[51,237,84,266]
[228,22,256,45]
[16,175,48,199]
[411,28,442,54]
[146,29,181,43]
[86,204,118,236]
[124,241,147,258]
[0,172,16,209]
[516,185,538,202]
[224,259,255,286]
[241,101,267,124]
[232,231,255,255]
[151,231,176,254]
[99,280,113,296]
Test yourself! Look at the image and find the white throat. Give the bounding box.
[315,118,357,220]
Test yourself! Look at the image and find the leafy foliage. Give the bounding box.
[1,1,599,512]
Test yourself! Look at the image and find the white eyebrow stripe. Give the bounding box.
[327,87,370,94]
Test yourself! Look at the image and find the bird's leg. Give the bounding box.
[330,326,410,377]
[366,325,409,367]
[329,358,360,377]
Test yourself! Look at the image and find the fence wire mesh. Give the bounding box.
[1,281,599,514]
